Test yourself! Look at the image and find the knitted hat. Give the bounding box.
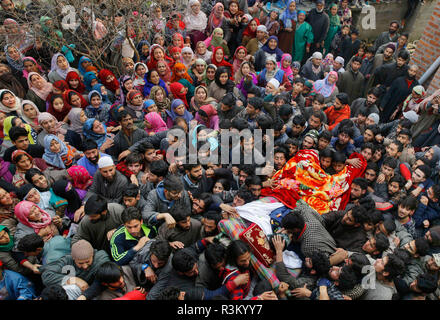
[304,80,313,89]
[71,240,94,260]
[432,253,440,268]
[386,43,396,51]
[243,14,252,22]
[312,52,323,60]
[266,55,277,64]
[412,85,425,96]
[98,156,114,168]
[367,113,380,124]
[335,56,345,65]
[257,25,268,33]
[402,110,419,124]
[305,129,319,144]
[268,78,280,89]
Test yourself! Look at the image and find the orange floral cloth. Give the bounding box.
[262,149,367,214]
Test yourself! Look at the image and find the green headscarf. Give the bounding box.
[39,16,52,34]
[0,225,14,252]
[329,4,341,27]
[178,78,195,102]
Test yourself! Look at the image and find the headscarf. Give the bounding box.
[171,63,194,84]
[126,89,144,119]
[91,84,111,105]
[242,18,260,38]
[208,28,226,50]
[136,40,150,63]
[133,62,148,88]
[108,104,124,127]
[0,225,13,252]
[98,69,120,93]
[65,71,86,94]
[4,44,24,72]
[184,0,208,31]
[63,89,88,109]
[329,3,341,27]
[0,89,21,114]
[233,46,247,75]
[278,54,293,79]
[261,36,284,61]
[14,200,53,234]
[280,0,297,27]
[38,112,67,135]
[22,56,44,80]
[145,111,168,134]
[178,78,195,103]
[50,53,75,80]
[312,71,338,98]
[83,118,107,147]
[212,47,233,70]
[47,94,71,122]
[43,134,69,169]
[78,56,93,76]
[198,104,218,129]
[3,116,35,143]
[191,124,219,152]
[147,44,174,71]
[171,32,185,49]
[209,3,225,30]
[27,72,53,101]
[322,53,334,70]
[67,165,93,191]
[166,99,193,124]
[181,47,195,70]
[67,108,85,135]
[150,85,171,112]
[52,179,83,213]
[83,71,99,92]
[20,100,40,127]
[169,82,189,107]
[52,80,69,93]
[11,149,34,169]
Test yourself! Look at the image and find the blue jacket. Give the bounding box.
[0,270,36,300]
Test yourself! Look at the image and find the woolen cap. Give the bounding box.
[71,240,94,260]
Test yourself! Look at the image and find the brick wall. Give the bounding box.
[411,0,440,94]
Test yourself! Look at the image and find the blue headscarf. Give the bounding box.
[280,0,297,27]
[83,71,99,92]
[43,134,68,169]
[142,99,156,116]
[78,56,93,76]
[261,36,284,61]
[82,118,107,148]
[91,83,111,104]
[191,124,219,152]
[166,99,193,124]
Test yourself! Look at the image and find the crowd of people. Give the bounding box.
[0,0,439,301]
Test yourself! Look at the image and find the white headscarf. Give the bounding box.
[183,0,208,32]
[50,53,75,79]
[181,47,195,69]
[20,100,40,126]
[0,89,22,114]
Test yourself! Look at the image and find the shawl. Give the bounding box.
[171,33,185,50]
[329,4,341,27]
[261,36,284,61]
[37,112,67,135]
[126,89,144,119]
[0,225,13,252]
[83,71,99,92]
[278,54,293,80]
[78,56,93,76]
[197,104,218,130]
[146,44,174,70]
[3,116,35,144]
[4,44,24,72]
[184,0,208,31]
[280,0,297,27]
[14,200,53,234]
[136,40,150,63]
[242,18,260,38]
[212,47,233,69]
[166,99,193,124]
[322,53,334,70]
[67,108,85,135]
[232,46,247,75]
[83,118,107,147]
[208,3,225,30]
[0,69,26,99]
[169,82,189,107]
[265,11,280,34]
[98,69,120,93]
[20,100,40,127]
[66,71,86,94]
[0,197,18,223]
[144,111,168,134]
[47,94,71,122]
[67,165,93,190]
[64,89,88,109]
[311,71,338,98]
[0,89,21,114]
[43,134,69,169]
[171,63,193,84]
[133,62,148,88]
[150,85,171,112]
[27,72,53,101]
[22,56,44,80]
[50,53,75,80]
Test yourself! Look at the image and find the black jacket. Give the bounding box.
[306,9,330,44]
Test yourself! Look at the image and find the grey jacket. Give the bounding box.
[84,170,129,204]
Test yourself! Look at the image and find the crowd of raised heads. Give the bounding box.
[0,0,439,301]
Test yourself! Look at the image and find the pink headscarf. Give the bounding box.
[27,72,53,101]
[311,71,338,98]
[278,54,293,80]
[67,165,93,190]
[144,111,168,134]
[14,200,53,234]
[22,56,45,79]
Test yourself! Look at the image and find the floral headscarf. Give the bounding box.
[14,200,53,234]
[67,165,93,190]
[144,111,168,134]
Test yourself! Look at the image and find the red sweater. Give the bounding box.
[324,104,351,131]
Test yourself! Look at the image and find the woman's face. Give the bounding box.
[172,51,181,60]
[282,59,291,68]
[24,60,38,73]
[249,20,257,31]
[17,155,32,171]
[328,74,337,84]
[174,104,186,115]
[214,30,223,38]
[196,88,207,102]
[155,89,165,102]
[266,60,275,71]
[26,188,40,204]
[70,94,82,107]
[0,112,6,124]
[219,72,228,84]
[182,51,192,61]
[241,63,250,75]
[23,103,37,119]
[157,62,167,74]
[135,64,147,77]
[0,65,9,76]
[215,49,224,62]
[92,120,105,134]
[206,68,216,80]
[50,139,61,153]
[191,2,201,14]
[154,7,162,17]
[153,48,164,61]
[124,79,134,91]
[30,74,44,89]
[216,5,224,15]
[68,78,79,88]
[41,118,55,132]
[197,43,207,55]
[1,92,16,108]
[91,95,101,107]
[229,2,238,14]
[195,63,205,74]
[298,13,305,22]
[90,78,98,88]
[149,71,160,84]
[289,1,296,11]
[132,94,143,106]
[106,74,115,83]
[176,68,186,78]
[155,36,165,46]
[268,39,277,50]
[79,110,87,123]
[270,11,278,20]
[142,45,149,56]
[0,230,10,245]
[173,36,182,47]
[237,49,246,60]
[342,0,348,8]
[213,182,224,193]
[13,117,25,128]
[57,55,68,70]
[28,205,41,222]
[7,46,20,61]
[52,97,64,112]
[147,104,158,113]
[331,5,338,14]
[176,118,188,132]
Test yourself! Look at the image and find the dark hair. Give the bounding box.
[397,49,410,61]
[123,183,140,199]
[138,141,155,154]
[310,110,325,123]
[256,114,273,130]
[219,118,232,130]
[414,238,430,256]
[84,194,108,215]
[374,233,390,254]
[365,162,379,174]
[9,126,28,142]
[235,189,254,204]
[314,93,325,104]
[367,210,384,225]
[332,152,347,164]
[390,140,404,153]
[431,185,440,200]
[365,124,379,136]
[40,285,68,300]
[24,168,44,186]
[319,130,332,142]
[245,175,262,188]
[358,197,376,212]
[157,286,180,300]
[163,174,184,192]
[279,104,293,117]
[204,211,222,225]
[337,266,358,291]
[170,202,191,222]
[397,128,412,140]
[96,262,123,284]
[309,251,331,276]
[285,137,301,147]
[368,87,382,98]
[253,279,273,296]
[150,160,169,177]
[415,164,431,180]
[121,206,142,223]
[226,240,250,266]
[82,139,98,151]
[150,239,172,261]
[416,273,438,293]
[362,142,375,153]
[292,114,306,126]
[172,249,197,273]
[220,91,236,107]
[214,178,231,191]
[352,177,368,191]
[274,118,285,132]
[239,164,256,176]
[389,174,405,188]
[117,110,132,122]
[274,146,288,160]
[281,209,305,231]
[398,196,418,211]
[382,157,398,169]
[126,152,144,166]
[398,118,412,129]
[349,253,370,278]
[351,205,369,224]
[336,92,349,105]
[231,117,249,131]
[338,125,354,139]
[382,219,396,234]
[183,162,202,173]
[247,97,264,111]
[319,148,334,159]
[17,233,44,252]
[365,46,375,54]
[383,253,406,281]
[205,243,226,267]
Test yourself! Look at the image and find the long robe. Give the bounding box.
[293,21,314,63]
